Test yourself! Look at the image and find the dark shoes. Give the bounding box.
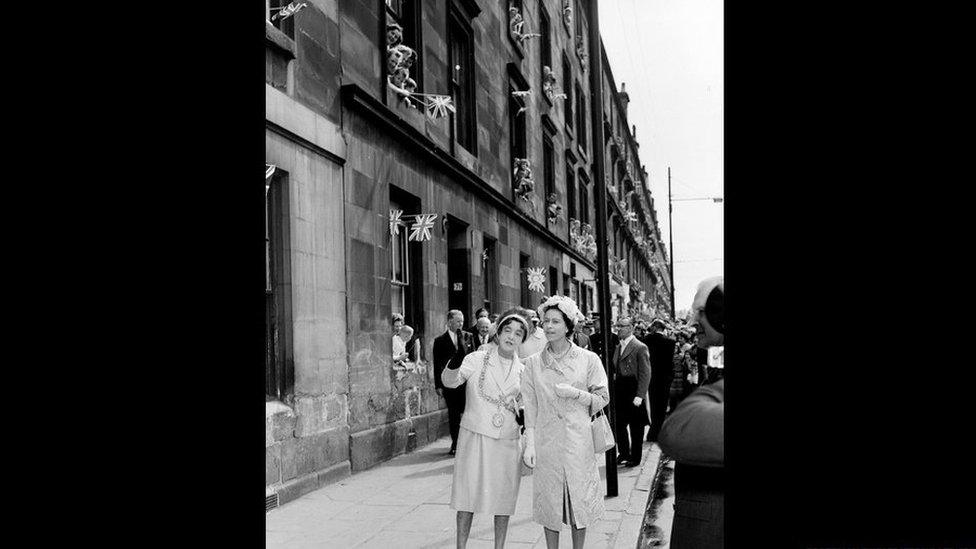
[616,455,629,465]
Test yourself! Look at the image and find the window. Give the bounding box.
[483,236,497,312]
[565,158,576,228]
[543,134,555,222]
[575,0,584,40]
[449,9,476,152]
[520,253,531,308]
[563,273,571,296]
[390,208,409,316]
[576,81,587,154]
[578,168,589,224]
[386,0,424,91]
[549,266,559,297]
[266,169,294,402]
[509,81,528,194]
[268,0,295,40]
[540,8,552,87]
[563,55,574,132]
[390,189,425,338]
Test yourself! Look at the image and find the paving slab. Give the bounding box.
[267,435,664,548]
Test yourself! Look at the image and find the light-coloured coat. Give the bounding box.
[521,343,610,530]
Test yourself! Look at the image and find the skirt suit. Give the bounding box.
[442,348,525,515]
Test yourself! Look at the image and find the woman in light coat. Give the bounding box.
[521,296,610,548]
[442,308,531,549]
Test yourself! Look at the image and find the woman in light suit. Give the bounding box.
[442,308,531,549]
[521,296,610,549]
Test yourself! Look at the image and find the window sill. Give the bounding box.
[266,21,296,60]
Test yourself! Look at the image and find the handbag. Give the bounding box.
[591,411,615,453]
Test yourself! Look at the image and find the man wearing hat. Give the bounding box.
[642,317,677,443]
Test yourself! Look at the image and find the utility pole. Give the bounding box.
[668,167,676,318]
[587,0,617,497]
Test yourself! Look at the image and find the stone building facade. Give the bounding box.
[265,0,672,508]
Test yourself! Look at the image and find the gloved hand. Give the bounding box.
[522,428,536,468]
[554,383,593,407]
[632,397,643,406]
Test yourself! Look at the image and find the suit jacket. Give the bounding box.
[612,337,651,395]
[643,333,677,387]
[433,330,472,391]
[472,332,491,349]
[589,331,619,366]
[658,380,724,548]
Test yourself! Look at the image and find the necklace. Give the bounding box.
[478,349,519,428]
[546,342,572,362]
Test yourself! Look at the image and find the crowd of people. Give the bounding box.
[388,277,725,548]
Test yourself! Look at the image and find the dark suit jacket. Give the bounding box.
[643,333,677,388]
[590,331,619,366]
[659,380,724,549]
[612,337,651,394]
[433,330,472,391]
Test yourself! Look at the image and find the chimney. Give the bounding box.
[619,82,630,117]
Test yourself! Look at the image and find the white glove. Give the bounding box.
[554,383,593,406]
[522,428,536,468]
[632,397,643,406]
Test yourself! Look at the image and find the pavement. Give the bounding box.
[266,435,665,548]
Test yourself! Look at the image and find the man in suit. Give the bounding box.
[643,318,677,442]
[588,312,619,366]
[659,276,725,549]
[465,307,489,339]
[472,316,492,349]
[611,316,651,467]
[433,309,473,455]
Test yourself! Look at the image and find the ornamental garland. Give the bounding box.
[569,218,597,261]
[526,267,546,293]
[545,193,563,225]
[513,158,536,206]
[408,213,437,242]
[509,3,541,46]
[575,35,588,72]
[387,21,456,119]
[562,0,572,30]
[389,208,404,237]
[270,1,307,21]
[388,211,440,242]
[511,90,532,116]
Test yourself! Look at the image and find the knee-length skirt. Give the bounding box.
[450,427,523,515]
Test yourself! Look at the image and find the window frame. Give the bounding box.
[267,0,296,41]
[448,6,477,154]
[562,54,574,135]
[266,168,294,403]
[390,188,425,343]
[575,80,587,156]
